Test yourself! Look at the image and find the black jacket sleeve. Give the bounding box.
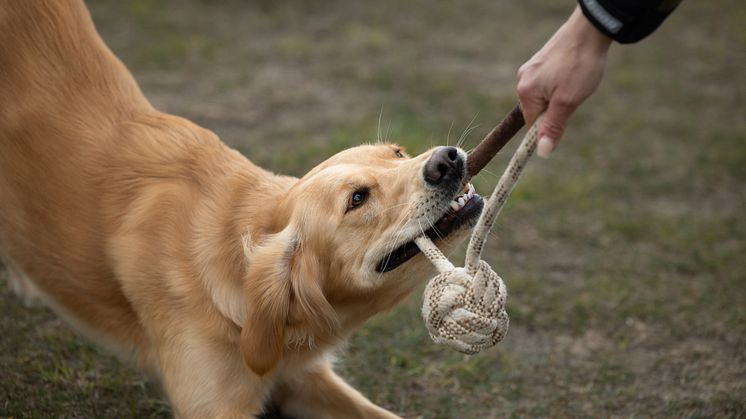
[578,0,682,44]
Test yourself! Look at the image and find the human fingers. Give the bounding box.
[516,66,547,128]
[536,93,579,158]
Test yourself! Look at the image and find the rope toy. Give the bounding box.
[416,106,540,354]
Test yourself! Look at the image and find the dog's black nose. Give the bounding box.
[424,146,463,186]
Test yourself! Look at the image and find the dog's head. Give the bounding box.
[240,144,484,375]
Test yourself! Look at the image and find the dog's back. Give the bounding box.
[0,0,158,351]
[0,0,287,360]
[0,0,255,355]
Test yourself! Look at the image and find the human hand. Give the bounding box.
[517,6,612,158]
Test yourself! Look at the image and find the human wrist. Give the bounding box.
[564,5,612,53]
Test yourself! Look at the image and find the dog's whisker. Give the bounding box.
[457,126,480,149]
[446,120,455,147]
[459,125,479,147]
[377,202,411,215]
[479,168,500,179]
[457,113,479,149]
[377,105,384,144]
[387,203,414,245]
[391,163,404,189]
[378,198,417,273]
[378,209,410,268]
[375,225,407,283]
[416,219,427,239]
[424,213,445,242]
[457,124,480,150]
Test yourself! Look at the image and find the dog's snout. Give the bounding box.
[424,146,462,186]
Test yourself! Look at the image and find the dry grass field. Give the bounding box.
[2,0,745,417]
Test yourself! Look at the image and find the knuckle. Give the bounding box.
[516,80,533,96]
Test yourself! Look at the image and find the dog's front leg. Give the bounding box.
[154,329,270,419]
[272,361,403,419]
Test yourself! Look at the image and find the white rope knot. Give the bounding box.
[421,261,508,354]
[416,116,541,354]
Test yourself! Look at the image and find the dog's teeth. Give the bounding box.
[450,201,460,211]
[458,197,465,206]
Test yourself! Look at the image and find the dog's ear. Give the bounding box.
[287,245,338,338]
[240,228,337,376]
[240,229,294,376]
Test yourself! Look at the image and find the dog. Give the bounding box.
[0,1,484,417]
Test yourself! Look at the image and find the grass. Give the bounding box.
[2,0,745,417]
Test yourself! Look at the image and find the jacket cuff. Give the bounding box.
[578,0,680,44]
[578,0,622,40]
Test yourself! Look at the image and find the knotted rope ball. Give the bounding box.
[416,239,509,354]
[416,109,539,354]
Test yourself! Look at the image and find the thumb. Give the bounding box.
[536,96,576,158]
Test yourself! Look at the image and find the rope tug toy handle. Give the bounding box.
[464,114,540,274]
[416,106,542,354]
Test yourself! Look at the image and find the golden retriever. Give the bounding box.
[0,1,484,418]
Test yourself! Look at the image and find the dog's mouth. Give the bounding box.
[375,183,484,273]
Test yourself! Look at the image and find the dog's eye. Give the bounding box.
[394,148,405,158]
[348,189,368,210]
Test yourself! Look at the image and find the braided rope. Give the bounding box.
[416,116,541,354]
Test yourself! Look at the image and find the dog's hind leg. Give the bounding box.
[1,252,42,307]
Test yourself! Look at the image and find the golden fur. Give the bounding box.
[0,1,476,418]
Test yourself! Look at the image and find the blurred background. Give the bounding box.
[1,0,744,417]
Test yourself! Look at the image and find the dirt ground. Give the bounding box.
[2,0,745,417]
